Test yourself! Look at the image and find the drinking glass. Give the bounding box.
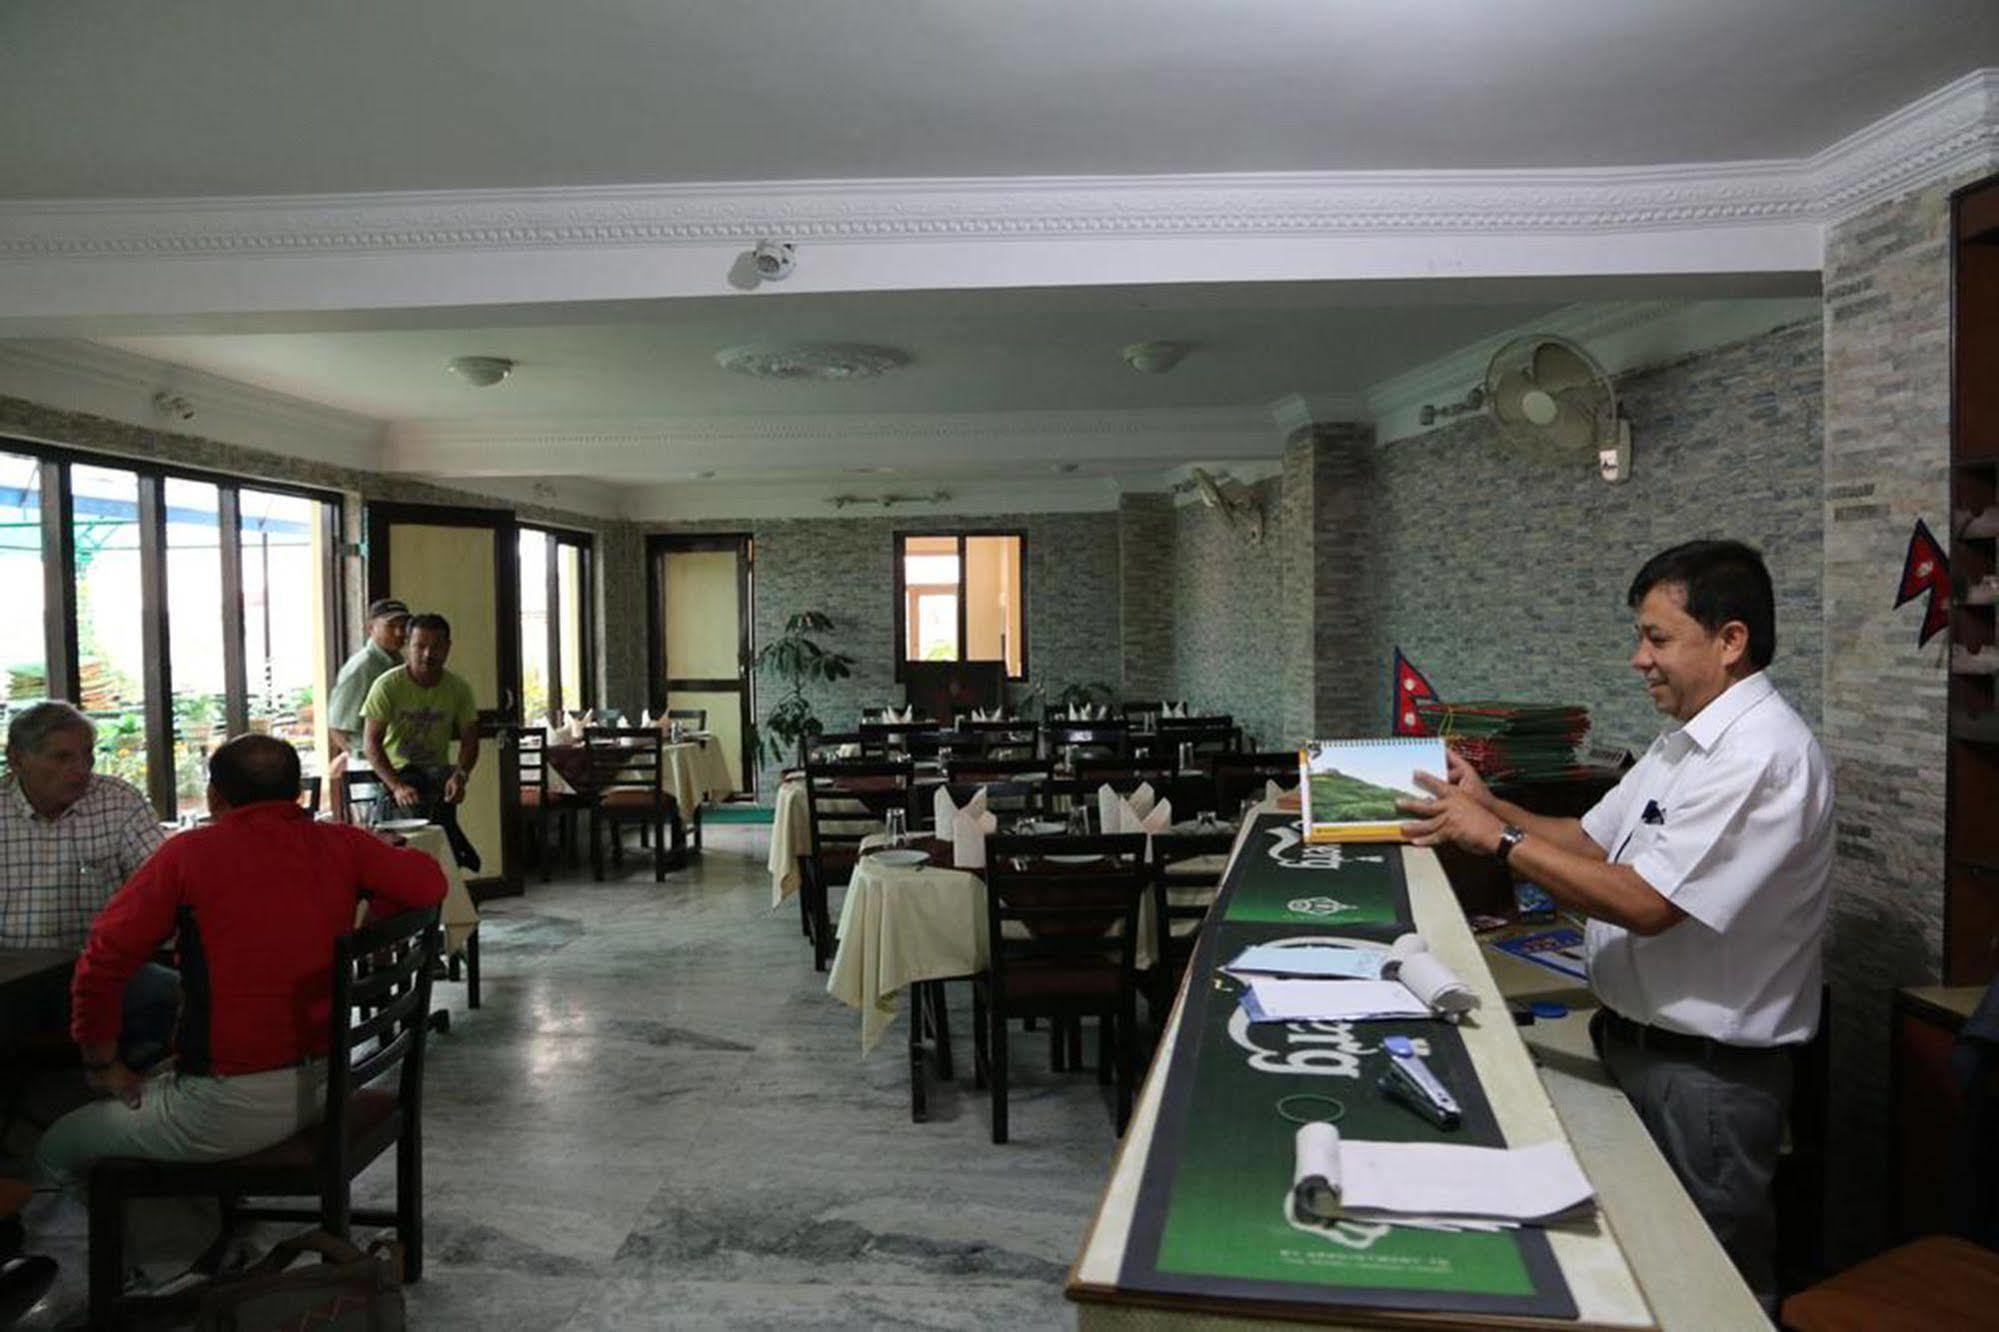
[1177,741,1195,773]
[884,808,908,849]
[1066,804,1091,838]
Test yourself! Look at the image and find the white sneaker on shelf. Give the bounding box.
[1963,506,1999,539]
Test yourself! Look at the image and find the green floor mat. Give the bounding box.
[702,804,776,825]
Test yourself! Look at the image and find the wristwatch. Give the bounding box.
[1495,824,1527,863]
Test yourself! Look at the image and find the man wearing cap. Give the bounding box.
[327,599,410,756]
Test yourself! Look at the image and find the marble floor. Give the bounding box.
[16,826,1130,1329]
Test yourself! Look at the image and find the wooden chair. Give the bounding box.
[801,760,913,971]
[299,775,322,816]
[1147,831,1234,1023]
[1156,716,1242,761]
[585,726,685,881]
[337,763,389,825]
[859,719,942,760]
[1211,750,1302,818]
[87,907,440,1329]
[978,833,1150,1144]
[518,728,587,882]
[803,731,865,764]
[1046,718,1130,763]
[944,755,1052,785]
[1050,771,1216,821]
[913,780,1048,833]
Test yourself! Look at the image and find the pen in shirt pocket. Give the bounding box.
[1614,802,1667,862]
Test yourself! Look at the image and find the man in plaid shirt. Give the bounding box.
[2,701,174,1066]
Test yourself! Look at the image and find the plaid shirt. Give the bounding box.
[0,773,165,950]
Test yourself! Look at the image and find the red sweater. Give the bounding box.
[72,801,448,1076]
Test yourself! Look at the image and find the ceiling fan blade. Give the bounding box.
[1488,366,1541,428]
[1547,401,1601,453]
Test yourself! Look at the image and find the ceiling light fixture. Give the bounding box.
[150,391,195,422]
[1123,341,1191,375]
[716,343,910,382]
[446,355,515,388]
[827,490,950,510]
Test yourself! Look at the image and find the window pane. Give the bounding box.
[71,464,148,792]
[905,553,959,584]
[242,490,329,780]
[915,593,958,661]
[519,529,550,723]
[165,478,224,815]
[0,453,47,723]
[557,541,585,712]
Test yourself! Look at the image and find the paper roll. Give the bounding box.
[1382,933,1429,977]
[1396,951,1480,1016]
[1292,1122,1343,1224]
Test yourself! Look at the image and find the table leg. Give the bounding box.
[909,981,930,1123]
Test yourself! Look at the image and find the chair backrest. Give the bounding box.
[1159,716,1241,756]
[1046,718,1130,761]
[804,731,865,764]
[859,719,942,758]
[983,834,1150,987]
[299,775,323,816]
[944,755,1052,784]
[666,708,708,731]
[517,728,550,792]
[914,780,1048,832]
[1149,830,1236,966]
[339,764,388,824]
[803,760,913,877]
[950,719,1040,759]
[1073,759,1176,784]
[584,726,665,799]
[1211,750,1302,816]
[1047,772,1216,820]
[319,906,439,1179]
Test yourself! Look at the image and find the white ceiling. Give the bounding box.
[101,283,1575,422]
[5,1,1997,197]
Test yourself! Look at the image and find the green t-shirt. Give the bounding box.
[360,666,478,769]
[327,640,396,736]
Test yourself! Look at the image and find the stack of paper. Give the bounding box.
[1292,1123,1596,1232]
[1233,933,1479,1021]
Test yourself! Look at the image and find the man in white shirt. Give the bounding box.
[1399,540,1833,1310]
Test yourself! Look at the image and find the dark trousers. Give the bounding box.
[398,764,482,873]
[1592,1010,1792,1314]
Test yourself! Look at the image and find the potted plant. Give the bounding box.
[752,611,856,767]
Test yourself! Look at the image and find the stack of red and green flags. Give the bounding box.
[1415,700,1595,783]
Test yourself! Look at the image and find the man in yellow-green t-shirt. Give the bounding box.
[360,612,483,870]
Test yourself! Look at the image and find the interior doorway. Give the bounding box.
[646,534,755,798]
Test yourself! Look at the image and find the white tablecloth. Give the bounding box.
[403,825,479,956]
[824,838,1209,1054]
[767,775,811,907]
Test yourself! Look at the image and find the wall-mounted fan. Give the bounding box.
[1189,467,1266,543]
[1483,334,1632,483]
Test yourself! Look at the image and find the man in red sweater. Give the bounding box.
[28,735,445,1247]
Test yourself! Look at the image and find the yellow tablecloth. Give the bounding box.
[825,837,1204,1054]
[663,738,733,824]
[767,775,812,907]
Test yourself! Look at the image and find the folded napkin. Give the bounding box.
[934,784,998,868]
[1096,782,1171,840]
[1162,700,1188,719]
[639,709,655,729]
[562,712,590,743]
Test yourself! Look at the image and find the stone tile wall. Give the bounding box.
[1308,422,1381,738]
[0,395,643,706]
[1169,480,1285,750]
[1818,172,1980,1262]
[638,510,1122,793]
[1361,320,1825,752]
[1117,493,1176,701]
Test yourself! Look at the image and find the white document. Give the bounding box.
[1292,1123,1595,1227]
[1223,943,1386,980]
[1240,978,1432,1023]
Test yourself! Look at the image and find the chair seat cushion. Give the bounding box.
[231,1090,401,1170]
[1000,960,1122,1002]
[1781,1235,1999,1331]
[520,786,544,807]
[600,788,673,813]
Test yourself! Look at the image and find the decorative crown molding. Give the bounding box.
[0,70,1990,264]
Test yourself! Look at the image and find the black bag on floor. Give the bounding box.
[194,1230,404,1331]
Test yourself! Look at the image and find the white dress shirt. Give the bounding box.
[1578,672,1834,1047]
[0,773,164,950]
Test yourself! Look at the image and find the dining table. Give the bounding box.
[545,732,733,830]
[825,825,1233,1054]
